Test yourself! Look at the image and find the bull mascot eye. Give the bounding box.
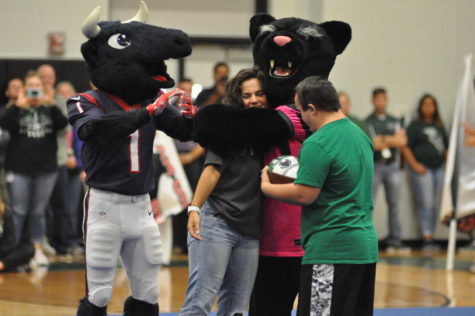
[108,33,131,49]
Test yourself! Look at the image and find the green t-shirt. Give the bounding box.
[295,117,379,264]
[406,120,448,168]
[364,113,401,163]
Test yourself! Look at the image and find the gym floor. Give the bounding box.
[0,250,474,315]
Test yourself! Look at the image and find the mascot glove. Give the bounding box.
[146,89,183,116]
[179,95,197,118]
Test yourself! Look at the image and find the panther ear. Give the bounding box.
[249,13,276,43]
[319,21,352,55]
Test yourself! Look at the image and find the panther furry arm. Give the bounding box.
[193,104,292,156]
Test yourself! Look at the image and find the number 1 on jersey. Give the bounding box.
[129,130,140,173]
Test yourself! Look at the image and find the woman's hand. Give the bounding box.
[16,90,29,109]
[187,211,202,240]
[412,162,427,174]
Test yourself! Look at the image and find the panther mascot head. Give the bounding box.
[249,13,351,107]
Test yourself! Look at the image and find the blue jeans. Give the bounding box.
[47,166,83,247]
[180,202,259,316]
[8,171,58,244]
[373,162,401,242]
[408,165,444,237]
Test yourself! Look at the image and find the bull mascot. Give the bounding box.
[67,2,193,315]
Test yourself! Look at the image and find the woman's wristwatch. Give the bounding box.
[187,205,201,215]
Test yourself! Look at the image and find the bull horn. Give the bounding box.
[82,6,102,39]
[123,1,148,23]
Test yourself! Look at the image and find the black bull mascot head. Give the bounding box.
[80,1,192,105]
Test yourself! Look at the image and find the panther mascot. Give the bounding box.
[67,2,194,315]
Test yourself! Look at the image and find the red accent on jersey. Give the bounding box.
[78,93,104,110]
[104,92,142,111]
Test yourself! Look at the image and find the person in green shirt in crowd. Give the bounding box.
[364,87,409,253]
[401,94,448,252]
[261,76,378,316]
[338,90,371,138]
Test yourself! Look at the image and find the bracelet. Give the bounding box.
[187,205,200,215]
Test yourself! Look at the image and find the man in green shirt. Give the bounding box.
[261,76,378,316]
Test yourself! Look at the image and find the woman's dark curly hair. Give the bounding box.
[224,67,265,109]
[416,93,444,128]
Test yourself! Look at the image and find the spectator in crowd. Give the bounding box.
[0,197,34,272]
[463,122,475,146]
[180,69,265,315]
[59,81,85,254]
[173,78,204,254]
[37,64,60,105]
[364,87,409,253]
[4,78,24,107]
[338,91,371,137]
[401,94,448,252]
[56,81,76,101]
[0,80,15,203]
[0,71,68,266]
[195,61,229,107]
[38,64,73,255]
[0,118,9,205]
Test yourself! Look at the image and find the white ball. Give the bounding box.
[268,155,299,180]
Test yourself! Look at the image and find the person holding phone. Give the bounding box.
[195,62,230,108]
[0,71,68,266]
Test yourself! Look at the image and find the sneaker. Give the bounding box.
[385,241,412,254]
[422,241,441,253]
[41,240,56,255]
[67,244,85,255]
[34,248,49,266]
[458,240,475,253]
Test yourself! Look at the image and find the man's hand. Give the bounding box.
[146,89,184,116]
[66,155,77,169]
[187,211,202,240]
[261,166,270,185]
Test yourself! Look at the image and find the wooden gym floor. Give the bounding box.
[0,250,474,316]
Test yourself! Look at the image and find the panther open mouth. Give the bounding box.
[268,59,298,78]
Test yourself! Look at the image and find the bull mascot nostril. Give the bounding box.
[69,2,194,316]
